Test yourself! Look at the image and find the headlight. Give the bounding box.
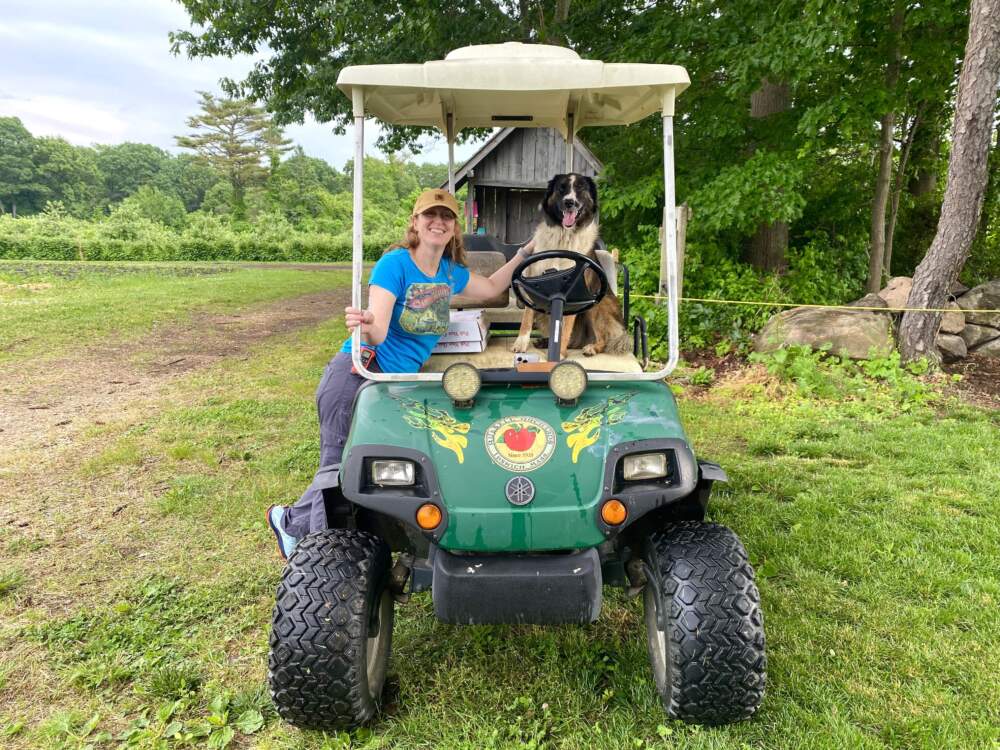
[622,452,668,481]
[442,362,481,406]
[550,360,587,404]
[372,459,415,486]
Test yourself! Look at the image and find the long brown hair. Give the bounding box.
[384,212,467,268]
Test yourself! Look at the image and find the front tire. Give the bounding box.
[643,521,766,725]
[268,528,394,730]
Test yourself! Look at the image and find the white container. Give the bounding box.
[433,309,488,352]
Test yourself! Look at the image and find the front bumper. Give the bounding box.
[431,546,602,625]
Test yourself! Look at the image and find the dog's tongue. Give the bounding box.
[562,209,578,228]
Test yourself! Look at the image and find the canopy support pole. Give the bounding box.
[565,112,575,172]
[661,113,679,377]
[446,112,456,193]
[350,87,373,377]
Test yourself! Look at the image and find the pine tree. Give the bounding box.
[175,92,291,217]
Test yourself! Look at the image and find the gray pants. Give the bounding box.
[282,352,368,538]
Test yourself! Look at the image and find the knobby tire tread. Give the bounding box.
[646,521,766,725]
[268,528,391,730]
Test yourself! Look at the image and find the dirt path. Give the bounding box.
[0,289,350,463]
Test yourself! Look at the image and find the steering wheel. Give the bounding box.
[511,251,609,315]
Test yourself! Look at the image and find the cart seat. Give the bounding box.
[423,314,642,374]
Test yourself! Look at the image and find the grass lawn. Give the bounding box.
[0,263,997,749]
[0,260,349,364]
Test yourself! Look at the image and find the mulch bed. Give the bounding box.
[941,353,1000,409]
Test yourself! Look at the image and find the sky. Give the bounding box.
[0,0,477,169]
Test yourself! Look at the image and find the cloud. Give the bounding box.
[0,0,474,166]
[0,95,131,144]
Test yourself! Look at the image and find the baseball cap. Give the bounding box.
[412,188,461,218]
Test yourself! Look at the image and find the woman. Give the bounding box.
[267,188,532,559]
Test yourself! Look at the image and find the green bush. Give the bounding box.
[621,226,867,358]
[0,212,396,263]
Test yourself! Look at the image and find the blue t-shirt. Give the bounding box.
[340,248,471,373]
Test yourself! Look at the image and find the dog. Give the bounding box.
[512,173,632,358]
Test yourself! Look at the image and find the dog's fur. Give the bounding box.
[512,173,632,357]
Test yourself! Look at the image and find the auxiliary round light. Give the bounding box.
[416,503,443,530]
[442,362,481,404]
[601,499,628,526]
[549,360,588,403]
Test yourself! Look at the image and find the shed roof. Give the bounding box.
[441,128,603,190]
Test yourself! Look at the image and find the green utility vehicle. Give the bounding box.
[268,42,766,729]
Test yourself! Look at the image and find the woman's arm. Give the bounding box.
[460,240,535,302]
[345,285,396,346]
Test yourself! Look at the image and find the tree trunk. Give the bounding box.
[900,0,1000,363]
[973,114,1000,242]
[866,2,905,294]
[745,80,791,272]
[909,129,942,197]
[883,111,922,279]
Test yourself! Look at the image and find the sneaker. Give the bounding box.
[266,505,298,560]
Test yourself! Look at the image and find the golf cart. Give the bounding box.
[268,43,765,729]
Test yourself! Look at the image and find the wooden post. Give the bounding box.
[659,203,690,302]
[466,171,475,231]
[676,203,690,302]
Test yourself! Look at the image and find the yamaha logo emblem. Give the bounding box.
[505,476,535,506]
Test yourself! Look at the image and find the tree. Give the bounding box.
[899,0,1000,363]
[32,137,103,217]
[0,117,43,216]
[745,80,792,272]
[94,142,171,204]
[120,185,188,229]
[865,0,906,293]
[153,153,221,212]
[170,2,526,150]
[268,148,345,223]
[175,91,291,217]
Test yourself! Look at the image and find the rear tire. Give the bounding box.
[268,528,393,730]
[642,521,766,724]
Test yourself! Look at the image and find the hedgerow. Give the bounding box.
[0,209,395,264]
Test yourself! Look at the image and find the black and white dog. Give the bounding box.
[513,173,631,357]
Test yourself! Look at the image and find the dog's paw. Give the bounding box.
[512,335,531,353]
[582,344,597,356]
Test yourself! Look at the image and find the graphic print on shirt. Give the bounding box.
[399,282,451,334]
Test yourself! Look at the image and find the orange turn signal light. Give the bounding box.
[601,499,628,526]
[416,503,443,530]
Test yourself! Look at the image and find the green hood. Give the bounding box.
[343,380,687,552]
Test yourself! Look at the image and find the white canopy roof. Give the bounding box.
[336,43,689,136]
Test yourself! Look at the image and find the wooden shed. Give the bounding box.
[442,127,603,245]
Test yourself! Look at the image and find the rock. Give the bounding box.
[971,337,1000,358]
[878,277,912,309]
[847,293,889,309]
[950,280,970,298]
[955,279,1000,327]
[755,307,893,360]
[936,333,967,363]
[959,323,1000,349]
[939,302,966,335]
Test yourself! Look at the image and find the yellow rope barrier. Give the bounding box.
[630,293,1000,315]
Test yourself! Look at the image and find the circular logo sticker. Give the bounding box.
[484,416,556,473]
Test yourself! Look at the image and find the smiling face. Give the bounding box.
[413,206,457,250]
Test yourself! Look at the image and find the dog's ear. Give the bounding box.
[584,176,598,212]
[545,175,562,201]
